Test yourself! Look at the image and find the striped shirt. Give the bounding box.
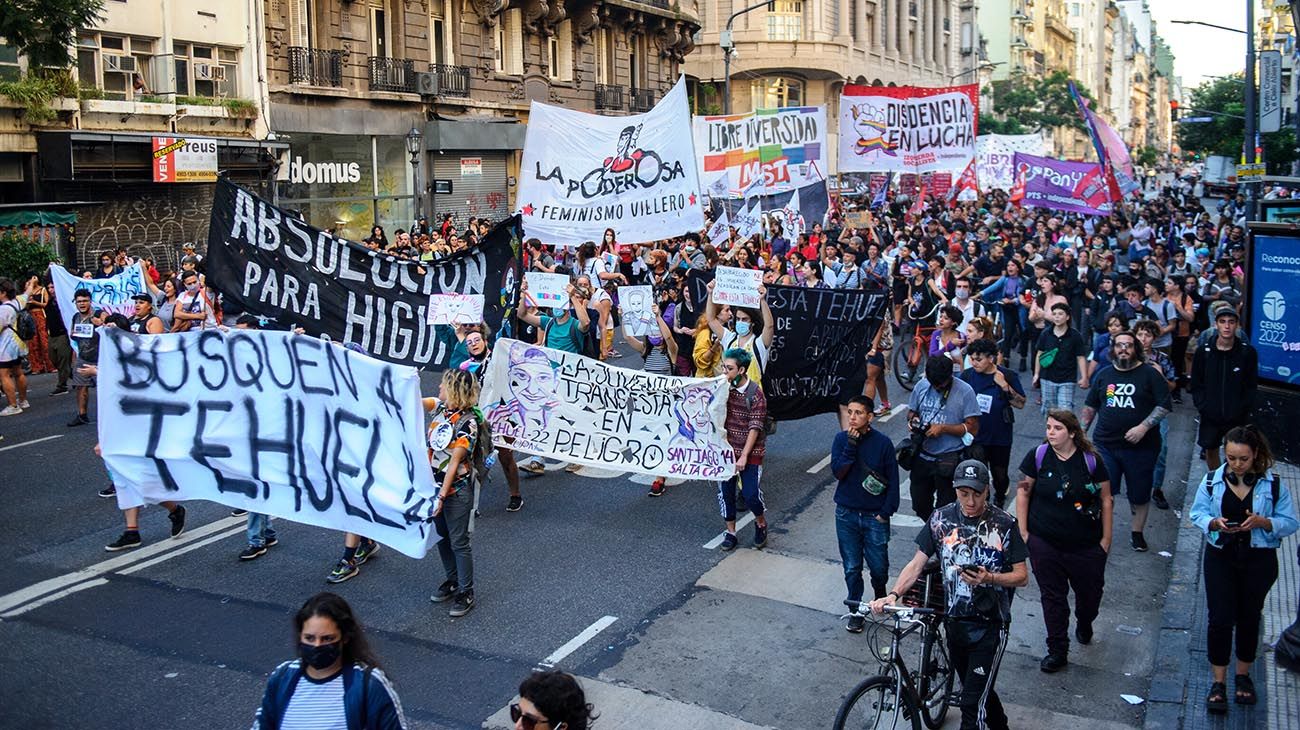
[280,672,347,730]
[643,342,673,375]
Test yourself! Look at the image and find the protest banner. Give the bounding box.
[694,106,827,197]
[976,133,1046,192]
[712,265,763,308]
[619,285,656,336]
[525,272,571,308]
[480,338,736,480]
[517,77,704,245]
[733,198,764,240]
[706,209,730,243]
[839,84,979,173]
[48,262,149,331]
[426,294,485,325]
[843,211,872,228]
[1013,152,1113,217]
[204,179,520,371]
[95,327,439,558]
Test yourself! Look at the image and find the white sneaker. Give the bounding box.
[18,400,30,409]
[0,405,22,416]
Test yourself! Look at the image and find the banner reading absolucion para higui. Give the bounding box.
[205,179,520,370]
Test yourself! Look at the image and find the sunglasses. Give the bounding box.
[509,703,553,730]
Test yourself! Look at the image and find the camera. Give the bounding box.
[895,420,929,472]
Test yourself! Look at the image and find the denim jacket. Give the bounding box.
[1190,466,1299,550]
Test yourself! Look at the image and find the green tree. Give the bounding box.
[986,70,1093,134]
[0,0,105,69]
[0,230,60,281]
[1134,146,1159,167]
[977,115,1027,135]
[1177,74,1298,173]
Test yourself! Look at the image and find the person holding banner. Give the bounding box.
[66,288,104,428]
[457,328,524,512]
[623,302,678,497]
[704,282,774,388]
[717,348,769,550]
[172,270,215,332]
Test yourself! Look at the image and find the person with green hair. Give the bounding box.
[716,347,770,551]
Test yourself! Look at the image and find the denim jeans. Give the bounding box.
[1039,379,1075,415]
[1152,418,1170,491]
[434,489,474,592]
[245,513,276,547]
[835,506,891,602]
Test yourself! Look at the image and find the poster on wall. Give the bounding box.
[516,77,705,245]
[153,137,218,183]
[1248,228,1300,387]
[838,84,979,174]
[694,106,827,197]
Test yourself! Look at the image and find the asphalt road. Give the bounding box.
[0,350,1200,729]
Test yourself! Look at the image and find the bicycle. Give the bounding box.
[832,603,954,730]
[893,304,940,392]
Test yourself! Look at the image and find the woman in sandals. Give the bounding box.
[1190,425,1298,713]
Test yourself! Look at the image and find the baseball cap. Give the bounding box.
[182,242,196,250]
[130,293,152,303]
[952,459,991,491]
[949,243,963,254]
[1212,301,1238,321]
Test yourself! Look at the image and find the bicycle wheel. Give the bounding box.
[917,623,954,730]
[893,335,924,391]
[833,674,918,730]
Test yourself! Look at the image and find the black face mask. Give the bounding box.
[299,641,342,671]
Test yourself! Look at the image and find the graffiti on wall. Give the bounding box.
[75,185,214,272]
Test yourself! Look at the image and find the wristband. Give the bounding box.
[887,591,900,601]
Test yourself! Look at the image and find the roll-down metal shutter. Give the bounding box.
[432,152,509,225]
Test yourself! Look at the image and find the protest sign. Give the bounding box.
[525,272,571,308]
[517,77,704,245]
[480,338,736,479]
[712,266,763,308]
[706,209,730,244]
[620,285,656,337]
[976,133,1046,192]
[48,262,149,331]
[204,179,520,370]
[426,294,485,325]
[843,211,872,228]
[95,327,439,558]
[1013,152,1112,217]
[695,106,827,197]
[733,198,764,240]
[839,85,979,173]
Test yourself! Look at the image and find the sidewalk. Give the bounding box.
[1145,459,1300,730]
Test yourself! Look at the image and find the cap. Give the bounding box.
[182,242,196,250]
[949,243,963,254]
[952,459,991,491]
[1212,301,1239,321]
[131,293,152,303]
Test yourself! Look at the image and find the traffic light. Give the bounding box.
[1170,100,1179,121]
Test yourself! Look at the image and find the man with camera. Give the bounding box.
[905,357,982,522]
[871,460,1029,730]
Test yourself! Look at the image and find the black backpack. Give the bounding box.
[6,301,36,341]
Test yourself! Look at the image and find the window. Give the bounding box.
[767,0,803,41]
[1071,2,1081,16]
[596,28,614,84]
[288,0,313,48]
[0,42,19,82]
[629,35,646,90]
[496,8,523,74]
[371,5,389,58]
[548,20,573,81]
[750,76,802,109]
[430,0,453,65]
[76,32,155,101]
[174,43,239,97]
[850,0,859,42]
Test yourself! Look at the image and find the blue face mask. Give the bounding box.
[735,320,752,337]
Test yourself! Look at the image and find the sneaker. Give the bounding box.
[1131,531,1148,552]
[520,460,546,475]
[168,505,186,538]
[1039,653,1068,673]
[648,479,665,497]
[230,508,248,517]
[720,532,738,551]
[1152,489,1170,511]
[97,484,117,498]
[564,462,582,473]
[239,544,267,561]
[66,413,89,426]
[506,495,524,512]
[430,579,458,603]
[353,539,379,565]
[18,399,30,409]
[50,386,69,395]
[846,614,867,633]
[264,536,279,548]
[753,524,768,548]
[1075,622,1093,645]
[326,558,359,584]
[449,589,476,617]
[104,530,142,552]
[0,405,21,417]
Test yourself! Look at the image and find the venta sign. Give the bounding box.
[153,136,218,183]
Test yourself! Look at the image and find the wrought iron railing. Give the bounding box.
[288,47,344,87]
[596,83,625,111]
[369,56,416,93]
[630,87,655,112]
[432,63,470,97]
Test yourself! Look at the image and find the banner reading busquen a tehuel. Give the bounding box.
[838,84,979,173]
[205,179,521,370]
[516,77,705,245]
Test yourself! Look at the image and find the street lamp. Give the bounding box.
[949,61,1004,82]
[721,0,779,114]
[405,126,423,226]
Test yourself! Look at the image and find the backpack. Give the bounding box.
[1034,443,1098,478]
[544,311,600,359]
[467,406,494,486]
[6,301,36,341]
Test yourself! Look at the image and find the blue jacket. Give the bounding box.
[253,660,407,730]
[830,427,901,517]
[1190,466,1298,550]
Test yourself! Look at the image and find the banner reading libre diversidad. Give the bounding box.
[96,327,440,558]
[479,338,736,480]
[205,179,520,370]
[975,133,1047,192]
[838,84,978,174]
[693,106,827,197]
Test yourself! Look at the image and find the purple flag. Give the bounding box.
[1013,153,1113,217]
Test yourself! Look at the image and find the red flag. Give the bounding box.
[951,158,979,204]
[909,181,928,219]
[1009,164,1026,204]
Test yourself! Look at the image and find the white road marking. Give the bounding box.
[0,515,244,615]
[876,404,908,422]
[703,513,756,549]
[538,615,618,667]
[0,578,110,618]
[807,455,832,474]
[0,434,64,452]
[899,478,911,501]
[118,525,248,575]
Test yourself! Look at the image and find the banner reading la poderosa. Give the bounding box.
[516,76,705,245]
[96,327,440,558]
[479,338,736,480]
[839,84,979,174]
[205,179,521,370]
[1013,152,1112,217]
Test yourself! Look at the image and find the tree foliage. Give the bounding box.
[987,70,1093,133]
[0,0,105,69]
[1177,74,1298,173]
[1134,146,1159,168]
[0,230,61,282]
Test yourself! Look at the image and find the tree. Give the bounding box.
[977,115,1027,136]
[1177,74,1298,173]
[986,70,1093,134]
[1134,146,1159,168]
[0,0,105,69]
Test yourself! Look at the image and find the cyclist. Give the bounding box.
[870,460,1029,730]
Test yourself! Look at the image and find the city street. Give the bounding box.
[0,357,1199,729]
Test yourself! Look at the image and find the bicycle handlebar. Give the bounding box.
[843,599,937,616]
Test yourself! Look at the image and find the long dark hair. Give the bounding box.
[294,592,383,671]
[519,671,598,730]
[1224,424,1275,475]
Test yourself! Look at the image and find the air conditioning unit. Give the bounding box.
[105,55,137,73]
[196,63,227,81]
[416,71,439,96]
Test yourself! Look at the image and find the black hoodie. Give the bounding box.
[1190,335,1258,423]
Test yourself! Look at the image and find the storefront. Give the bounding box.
[275,133,415,242]
[423,119,524,227]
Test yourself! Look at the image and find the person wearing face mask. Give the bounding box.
[906,356,982,522]
[93,253,121,279]
[254,592,407,730]
[622,300,678,495]
[457,327,525,512]
[716,348,770,550]
[172,271,215,332]
[703,281,774,387]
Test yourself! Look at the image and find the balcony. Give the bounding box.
[289,47,345,87]
[630,87,656,112]
[369,56,416,93]
[431,63,470,97]
[596,83,625,111]
[1046,13,1073,39]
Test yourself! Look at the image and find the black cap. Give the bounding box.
[131,293,152,303]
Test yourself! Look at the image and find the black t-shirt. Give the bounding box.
[1019,446,1112,550]
[46,299,67,337]
[959,366,1025,447]
[915,503,1028,623]
[1036,327,1086,383]
[1084,363,1171,449]
[974,255,1006,280]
